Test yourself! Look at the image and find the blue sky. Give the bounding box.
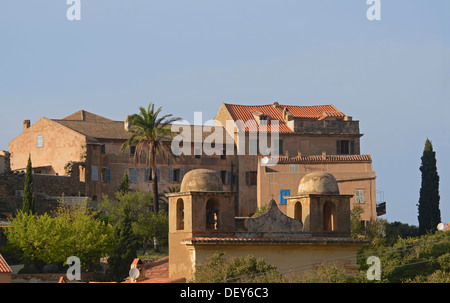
[0,1,449,226]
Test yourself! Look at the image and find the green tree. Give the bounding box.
[106,206,138,282]
[193,252,285,283]
[22,155,35,214]
[118,170,130,194]
[5,203,114,271]
[99,191,168,254]
[120,103,180,213]
[350,205,364,238]
[132,211,168,254]
[417,138,441,235]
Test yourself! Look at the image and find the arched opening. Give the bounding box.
[206,198,220,230]
[294,202,302,221]
[323,201,336,231]
[176,198,184,230]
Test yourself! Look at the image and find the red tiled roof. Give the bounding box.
[182,236,366,245]
[224,103,346,133]
[123,257,186,283]
[0,253,12,274]
[274,154,372,164]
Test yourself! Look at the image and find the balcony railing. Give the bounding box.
[376,202,386,216]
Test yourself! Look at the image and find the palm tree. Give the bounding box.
[121,103,181,213]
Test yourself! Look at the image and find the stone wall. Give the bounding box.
[0,163,86,215]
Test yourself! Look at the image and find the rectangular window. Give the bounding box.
[336,140,355,155]
[290,164,298,173]
[278,139,284,156]
[170,168,183,183]
[91,165,98,181]
[280,189,290,205]
[100,144,106,154]
[129,146,136,157]
[145,168,152,182]
[217,170,231,185]
[102,168,112,183]
[37,135,43,148]
[129,168,138,183]
[245,171,257,186]
[355,189,365,204]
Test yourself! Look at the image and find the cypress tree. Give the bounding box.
[417,138,441,235]
[22,155,35,214]
[107,206,137,282]
[118,170,130,194]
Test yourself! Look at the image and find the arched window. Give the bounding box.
[323,201,336,231]
[294,202,302,221]
[206,198,220,230]
[176,198,184,230]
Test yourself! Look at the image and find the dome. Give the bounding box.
[180,169,224,192]
[298,172,339,195]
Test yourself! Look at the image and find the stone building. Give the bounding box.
[258,154,382,224]
[0,151,10,174]
[8,102,379,221]
[166,169,366,281]
[8,110,235,202]
[214,102,367,217]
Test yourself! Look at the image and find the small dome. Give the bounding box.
[180,169,224,192]
[298,172,339,195]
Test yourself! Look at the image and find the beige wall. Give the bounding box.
[85,140,236,199]
[9,118,86,176]
[258,160,377,222]
[183,243,361,281]
[0,272,11,283]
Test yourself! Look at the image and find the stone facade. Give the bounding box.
[257,155,378,223]
[8,103,376,218]
[0,163,85,215]
[166,169,366,281]
[214,102,365,216]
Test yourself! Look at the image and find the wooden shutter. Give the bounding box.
[280,190,290,205]
[226,171,232,185]
[106,168,112,183]
[180,168,185,182]
[350,140,355,155]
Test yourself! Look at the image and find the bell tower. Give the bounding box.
[166,169,236,279]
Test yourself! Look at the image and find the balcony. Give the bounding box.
[376,202,386,216]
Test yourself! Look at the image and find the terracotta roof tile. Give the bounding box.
[0,253,12,273]
[182,236,366,245]
[224,103,346,133]
[274,154,372,164]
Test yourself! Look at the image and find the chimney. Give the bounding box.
[322,151,327,160]
[273,101,280,108]
[23,120,30,132]
[124,116,130,131]
[297,151,302,158]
